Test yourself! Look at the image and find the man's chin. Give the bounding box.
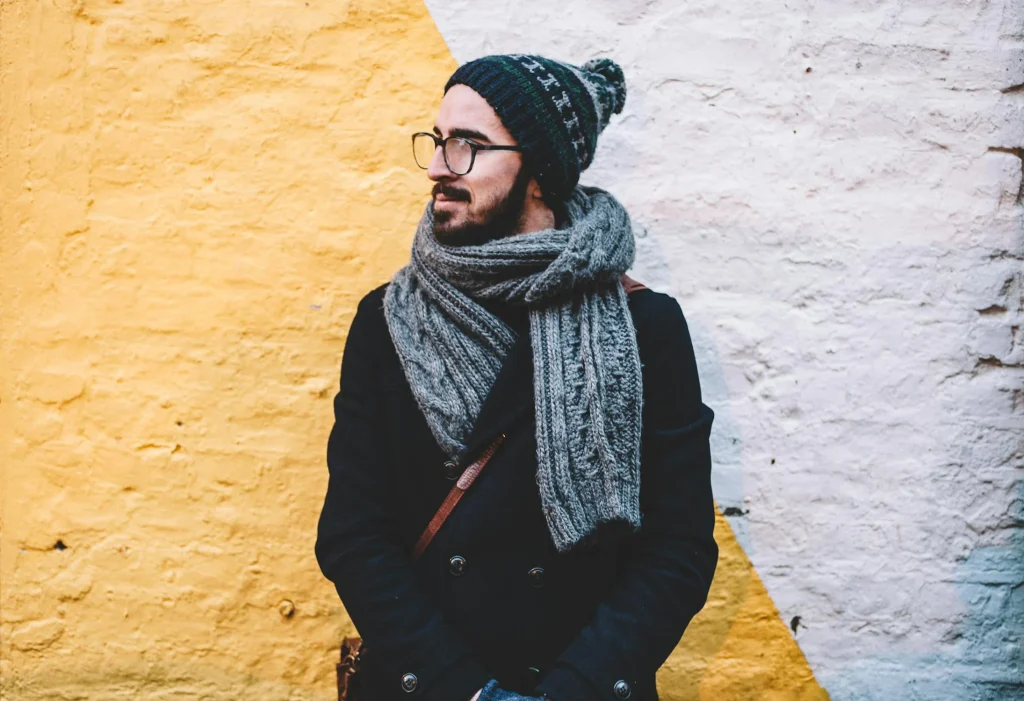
[433,210,489,246]
[429,196,520,247]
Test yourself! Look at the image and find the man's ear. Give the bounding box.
[527,176,546,201]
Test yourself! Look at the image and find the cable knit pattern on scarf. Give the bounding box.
[383,185,643,552]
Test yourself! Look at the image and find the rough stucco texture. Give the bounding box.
[1,0,1021,700]
[0,0,454,698]
[425,1,1024,699]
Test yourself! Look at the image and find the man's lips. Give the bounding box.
[433,195,468,209]
[432,185,470,203]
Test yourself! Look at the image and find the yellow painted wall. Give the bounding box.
[0,1,826,698]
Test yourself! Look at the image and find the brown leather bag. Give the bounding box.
[335,276,647,701]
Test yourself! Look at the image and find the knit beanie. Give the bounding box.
[444,54,627,204]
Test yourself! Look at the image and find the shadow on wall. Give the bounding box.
[633,225,828,700]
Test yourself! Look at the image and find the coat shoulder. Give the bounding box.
[352,282,390,326]
[626,286,691,343]
[358,282,390,312]
[627,286,705,425]
[344,282,394,354]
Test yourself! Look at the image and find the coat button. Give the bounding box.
[443,460,460,480]
[449,555,467,576]
[401,672,418,692]
[613,680,631,699]
[527,567,545,588]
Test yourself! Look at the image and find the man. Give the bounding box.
[316,54,717,701]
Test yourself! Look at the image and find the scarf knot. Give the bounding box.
[384,185,643,552]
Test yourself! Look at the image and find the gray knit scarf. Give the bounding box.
[383,185,642,552]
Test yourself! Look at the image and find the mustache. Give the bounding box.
[432,183,471,202]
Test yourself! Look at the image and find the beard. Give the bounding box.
[432,165,532,246]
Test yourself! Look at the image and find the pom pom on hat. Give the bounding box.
[582,57,627,116]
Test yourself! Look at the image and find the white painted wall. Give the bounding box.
[424,1,1024,698]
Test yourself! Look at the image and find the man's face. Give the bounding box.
[427,85,531,246]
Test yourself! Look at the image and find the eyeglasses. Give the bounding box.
[412,132,523,176]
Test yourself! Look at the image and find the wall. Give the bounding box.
[1,0,448,697]
[1,1,1021,700]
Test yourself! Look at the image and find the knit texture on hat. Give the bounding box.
[444,54,626,204]
[383,185,643,553]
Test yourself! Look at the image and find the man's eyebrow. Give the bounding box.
[434,126,494,143]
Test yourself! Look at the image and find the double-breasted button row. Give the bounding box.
[447,557,546,587]
[401,672,418,692]
[613,679,632,699]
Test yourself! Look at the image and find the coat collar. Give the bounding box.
[459,326,534,464]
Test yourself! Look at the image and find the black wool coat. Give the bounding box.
[316,283,717,701]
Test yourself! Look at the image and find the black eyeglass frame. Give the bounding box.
[412,132,524,175]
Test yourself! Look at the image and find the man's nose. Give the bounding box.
[427,144,454,182]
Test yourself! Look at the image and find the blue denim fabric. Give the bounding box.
[477,679,546,701]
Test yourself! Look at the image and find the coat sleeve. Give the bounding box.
[315,290,492,701]
[536,294,718,701]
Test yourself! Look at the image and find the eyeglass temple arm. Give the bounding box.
[473,144,523,152]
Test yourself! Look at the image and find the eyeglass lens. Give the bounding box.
[413,134,473,175]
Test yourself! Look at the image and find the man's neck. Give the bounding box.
[515,200,558,235]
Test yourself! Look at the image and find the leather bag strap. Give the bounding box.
[621,274,648,294]
[408,275,646,564]
[410,434,506,562]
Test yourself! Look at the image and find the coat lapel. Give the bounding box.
[459,327,534,463]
